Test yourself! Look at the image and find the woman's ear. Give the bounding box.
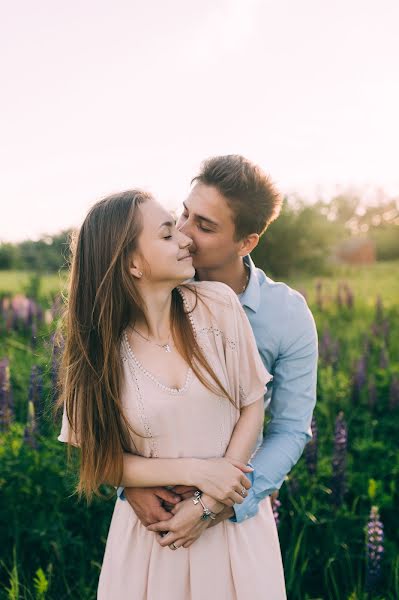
[129,256,143,279]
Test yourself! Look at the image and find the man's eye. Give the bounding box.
[199,225,212,232]
[163,235,172,239]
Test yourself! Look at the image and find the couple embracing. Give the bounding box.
[57,155,318,599]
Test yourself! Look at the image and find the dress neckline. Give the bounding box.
[122,330,193,394]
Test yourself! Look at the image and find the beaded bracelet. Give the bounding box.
[192,490,217,520]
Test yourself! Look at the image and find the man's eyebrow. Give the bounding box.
[158,220,174,229]
[182,202,219,227]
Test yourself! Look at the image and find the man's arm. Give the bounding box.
[231,293,318,523]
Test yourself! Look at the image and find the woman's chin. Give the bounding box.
[176,264,195,282]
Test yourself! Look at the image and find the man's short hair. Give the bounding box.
[192,155,282,240]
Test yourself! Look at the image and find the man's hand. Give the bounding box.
[124,487,182,527]
[147,497,211,549]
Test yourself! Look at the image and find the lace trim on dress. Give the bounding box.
[122,330,193,394]
[121,337,160,457]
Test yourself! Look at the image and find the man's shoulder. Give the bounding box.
[255,268,309,318]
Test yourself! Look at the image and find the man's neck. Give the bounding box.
[195,257,248,294]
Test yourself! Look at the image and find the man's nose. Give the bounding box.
[179,231,193,249]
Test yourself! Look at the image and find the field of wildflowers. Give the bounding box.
[0,266,398,599]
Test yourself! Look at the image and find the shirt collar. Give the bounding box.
[240,254,261,313]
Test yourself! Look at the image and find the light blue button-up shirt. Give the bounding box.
[117,255,318,523]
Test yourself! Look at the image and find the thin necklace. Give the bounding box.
[132,327,172,353]
[240,264,250,294]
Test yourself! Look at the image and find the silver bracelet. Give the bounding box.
[192,490,217,520]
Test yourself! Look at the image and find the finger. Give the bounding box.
[158,531,179,547]
[240,476,252,490]
[230,491,245,505]
[180,492,195,500]
[169,538,186,550]
[147,520,174,532]
[155,489,182,504]
[152,507,175,522]
[227,459,254,473]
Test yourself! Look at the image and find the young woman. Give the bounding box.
[57,189,286,599]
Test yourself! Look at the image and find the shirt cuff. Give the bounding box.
[116,486,126,501]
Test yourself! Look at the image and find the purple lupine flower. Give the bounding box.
[26,299,35,327]
[343,283,354,309]
[375,296,383,323]
[363,336,371,360]
[370,322,379,338]
[271,495,281,528]
[23,400,38,449]
[336,283,344,309]
[286,476,300,496]
[352,355,367,403]
[31,321,38,348]
[315,280,323,311]
[365,506,384,592]
[51,333,64,402]
[28,366,45,434]
[381,319,390,346]
[379,347,389,370]
[389,376,399,410]
[299,289,308,303]
[368,377,377,409]
[331,411,348,508]
[319,330,340,368]
[0,358,14,431]
[319,329,332,363]
[305,415,318,476]
[51,294,64,321]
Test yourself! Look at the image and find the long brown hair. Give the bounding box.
[55,189,233,502]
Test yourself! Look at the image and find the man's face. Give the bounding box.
[176,183,242,271]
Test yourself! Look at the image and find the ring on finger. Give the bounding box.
[241,487,247,497]
[169,542,178,550]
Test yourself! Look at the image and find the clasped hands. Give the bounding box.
[123,457,253,550]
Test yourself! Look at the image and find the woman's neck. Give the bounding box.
[134,283,174,341]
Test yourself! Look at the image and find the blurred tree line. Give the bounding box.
[1,194,398,277]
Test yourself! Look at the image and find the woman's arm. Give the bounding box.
[117,455,194,488]
[225,397,265,464]
[108,453,253,506]
[200,397,264,513]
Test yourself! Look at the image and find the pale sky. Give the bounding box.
[1,0,398,242]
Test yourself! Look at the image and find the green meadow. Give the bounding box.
[0,263,398,599]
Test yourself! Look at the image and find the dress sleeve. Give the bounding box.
[228,290,273,409]
[57,401,80,447]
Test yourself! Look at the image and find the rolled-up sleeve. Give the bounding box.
[231,293,318,523]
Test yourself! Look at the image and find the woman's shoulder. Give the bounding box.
[179,280,238,310]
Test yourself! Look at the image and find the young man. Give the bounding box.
[117,155,318,529]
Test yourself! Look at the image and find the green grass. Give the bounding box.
[1,261,398,305]
[286,261,398,307]
[0,270,67,298]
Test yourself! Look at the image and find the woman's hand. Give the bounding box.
[193,457,252,506]
[147,496,213,549]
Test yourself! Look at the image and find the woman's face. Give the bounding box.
[132,198,195,285]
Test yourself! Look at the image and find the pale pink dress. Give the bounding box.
[59,281,287,600]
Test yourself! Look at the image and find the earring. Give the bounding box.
[138,271,143,277]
